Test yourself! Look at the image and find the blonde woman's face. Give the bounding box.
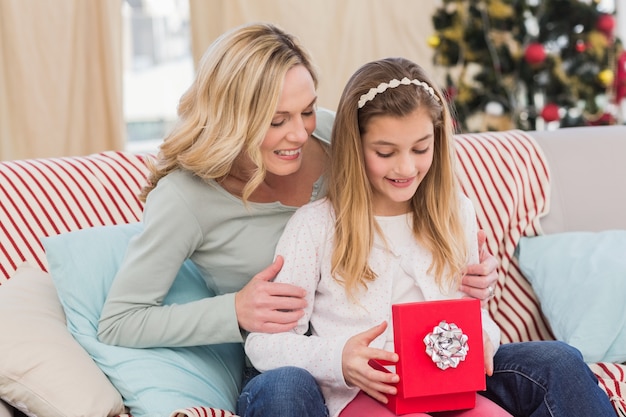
[362,108,435,216]
[262,64,317,176]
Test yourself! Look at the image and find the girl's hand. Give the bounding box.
[235,256,307,333]
[460,230,499,307]
[342,322,399,404]
[483,329,495,376]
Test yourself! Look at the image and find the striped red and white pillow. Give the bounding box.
[0,151,148,282]
[454,129,552,344]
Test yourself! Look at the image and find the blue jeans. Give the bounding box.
[237,366,329,417]
[482,341,615,417]
[237,341,615,417]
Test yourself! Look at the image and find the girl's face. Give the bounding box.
[261,64,317,176]
[362,108,435,216]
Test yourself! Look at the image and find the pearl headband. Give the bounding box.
[357,77,441,109]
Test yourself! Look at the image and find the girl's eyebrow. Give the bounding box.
[370,134,433,146]
[275,97,318,115]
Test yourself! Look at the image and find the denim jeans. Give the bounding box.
[482,341,616,417]
[237,366,329,417]
[238,341,615,417]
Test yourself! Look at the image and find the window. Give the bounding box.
[122,0,193,153]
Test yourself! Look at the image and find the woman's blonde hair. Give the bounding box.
[328,57,467,298]
[139,22,318,202]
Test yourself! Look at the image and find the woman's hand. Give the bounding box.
[235,256,308,333]
[342,322,399,404]
[483,329,495,376]
[460,230,499,307]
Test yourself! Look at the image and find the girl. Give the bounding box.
[243,57,616,417]
[244,57,508,416]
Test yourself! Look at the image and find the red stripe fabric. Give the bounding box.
[169,407,236,417]
[455,129,552,344]
[1,151,148,282]
[589,362,626,415]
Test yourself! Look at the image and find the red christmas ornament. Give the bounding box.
[575,39,586,53]
[541,103,560,122]
[596,14,615,36]
[524,42,546,65]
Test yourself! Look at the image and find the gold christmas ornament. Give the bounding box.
[598,69,614,87]
[427,35,441,48]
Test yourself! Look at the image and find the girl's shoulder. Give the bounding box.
[290,198,334,226]
[457,191,476,213]
[295,197,333,215]
[457,192,478,233]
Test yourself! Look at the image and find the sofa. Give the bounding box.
[1,126,625,417]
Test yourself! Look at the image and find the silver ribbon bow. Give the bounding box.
[423,320,469,370]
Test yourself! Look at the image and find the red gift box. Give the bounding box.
[370,298,485,415]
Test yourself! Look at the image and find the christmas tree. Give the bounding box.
[430,0,621,132]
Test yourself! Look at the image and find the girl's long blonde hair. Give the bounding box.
[328,57,467,298]
[139,22,318,202]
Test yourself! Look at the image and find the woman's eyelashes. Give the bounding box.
[271,119,286,127]
[270,111,314,128]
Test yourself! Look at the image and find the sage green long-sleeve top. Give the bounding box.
[97,109,333,348]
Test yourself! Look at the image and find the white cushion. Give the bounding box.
[0,263,126,417]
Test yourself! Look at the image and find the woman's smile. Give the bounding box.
[274,147,303,159]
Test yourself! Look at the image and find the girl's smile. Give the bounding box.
[385,176,415,188]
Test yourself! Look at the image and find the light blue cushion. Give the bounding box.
[516,230,626,363]
[42,223,244,417]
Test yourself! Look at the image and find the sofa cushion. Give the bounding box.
[42,223,245,417]
[0,263,126,417]
[517,230,626,363]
